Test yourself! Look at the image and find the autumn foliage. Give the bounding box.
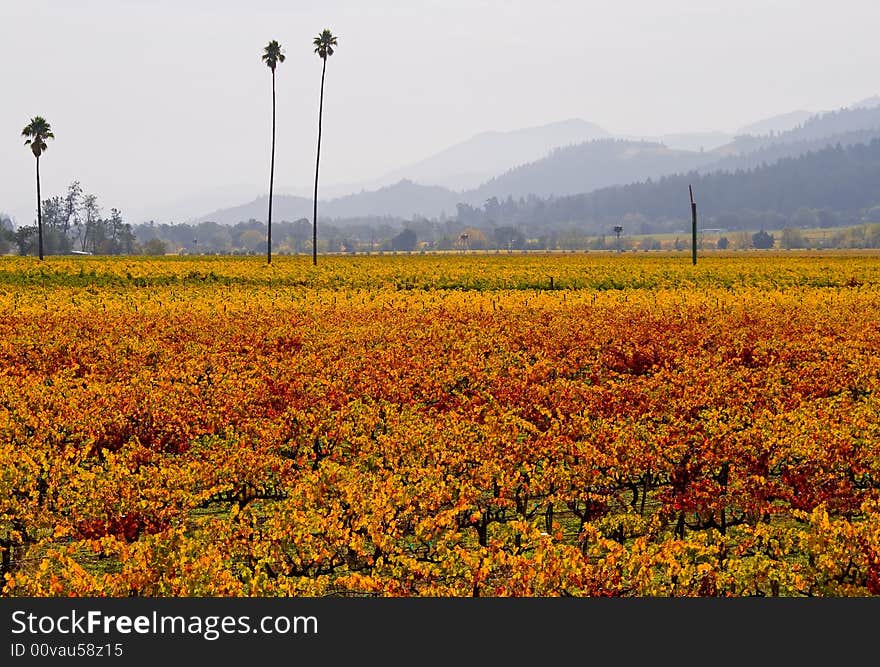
[1,253,879,596]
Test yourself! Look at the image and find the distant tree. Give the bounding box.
[752,230,775,249]
[731,231,752,250]
[456,203,480,227]
[78,194,101,253]
[312,28,338,266]
[63,181,82,238]
[142,238,168,255]
[106,208,136,254]
[0,223,12,255]
[391,228,418,252]
[483,197,501,223]
[716,236,730,250]
[191,220,233,253]
[239,229,265,254]
[780,227,806,249]
[21,116,55,260]
[493,225,525,250]
[40,195,71,254]
[14,226,37,256]
[262,40,285,264]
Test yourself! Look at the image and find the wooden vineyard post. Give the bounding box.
[689,185,697,266]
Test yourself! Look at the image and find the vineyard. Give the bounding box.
[1,252,879,596]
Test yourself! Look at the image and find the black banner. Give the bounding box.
[2,597,877,663]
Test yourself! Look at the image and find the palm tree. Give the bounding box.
[312,29,338,266]
[22,116,55,260]
[262,40,285,265]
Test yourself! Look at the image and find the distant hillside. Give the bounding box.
[852,95,880,109]
[458,104,880,205]
[467,139,713,201]
[655,132,733,152]
[620,109,826,154]
[717,105,880,156]
[702,127,880,175]
[537,138,880,225]
[736,110,814,136]
[193,101,880,225]
[196,179,460,224]
[380,118,611,190]
[197,127,880,225]
[318,180,459,219]
[196,194,312,225]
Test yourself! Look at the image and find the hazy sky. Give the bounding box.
[2,0,878,225]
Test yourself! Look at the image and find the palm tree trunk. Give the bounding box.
[313,56,327,267]
[36,156,43,261]
[268,68,276,265]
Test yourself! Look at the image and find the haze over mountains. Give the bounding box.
[192,95,880,226]
[377,118,611,191]
[512,138,880,232]
[853,95,880,109]
[196,180,461,225]
[734,110,814,137]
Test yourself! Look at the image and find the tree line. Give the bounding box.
[89,217,879,256]
[538,139,880,230]
[7,205,879,256]
[8,181,136,256]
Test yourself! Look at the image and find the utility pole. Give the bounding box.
[689,185,697,265]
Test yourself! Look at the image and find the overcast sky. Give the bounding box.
[2,0,878,225]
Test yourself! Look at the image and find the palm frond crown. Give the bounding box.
[22,116,54,158]
[313,30,338,59]
[262,40,285,71]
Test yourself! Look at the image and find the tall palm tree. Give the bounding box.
[312,29,338,266]
[21,116,55,260]
[262,40,285,265]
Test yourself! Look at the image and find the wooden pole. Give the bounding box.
[689,185,697,266]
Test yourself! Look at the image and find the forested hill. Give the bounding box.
[468,104,880,206]
[467,139,712,201]
[529,138,880,226]
[461,105,880,204]
[702,127,880,175]
[716,104,880,156]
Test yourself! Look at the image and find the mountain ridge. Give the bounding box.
[376,117,612,191]
[191,96,880,225]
